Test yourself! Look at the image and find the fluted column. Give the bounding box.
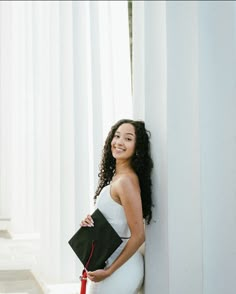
[133,1,236,294]
[199,2,236,293]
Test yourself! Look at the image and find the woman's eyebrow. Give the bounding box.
[115,131,135,136]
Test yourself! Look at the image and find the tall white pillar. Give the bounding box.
[199,2,236,294]
[133,1,236,294]
[133,2,170,293]
[0,2,12,221]
[165,3,203,294]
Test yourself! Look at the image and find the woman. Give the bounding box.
[81,119,153,294]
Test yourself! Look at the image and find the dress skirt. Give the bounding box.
[87,250,144,294]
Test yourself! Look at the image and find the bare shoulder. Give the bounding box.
[116,173,139,189]
[113,173,140,203]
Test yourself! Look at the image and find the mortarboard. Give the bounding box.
[68,208,123,271]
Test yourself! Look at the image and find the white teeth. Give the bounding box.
[116,147,125,151]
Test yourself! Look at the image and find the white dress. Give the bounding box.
[87,184,144,294]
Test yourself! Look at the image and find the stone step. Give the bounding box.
[0,218,10,231]
[0,270,43,294]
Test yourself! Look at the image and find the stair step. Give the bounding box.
[0,218,10,230]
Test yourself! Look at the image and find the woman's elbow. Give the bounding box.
[141,232,145,244]
[137,231,145,246]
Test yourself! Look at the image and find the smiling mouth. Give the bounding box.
[115,147,125,152]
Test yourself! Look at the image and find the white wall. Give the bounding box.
[133,1,236,294]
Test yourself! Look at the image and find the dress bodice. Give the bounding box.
[95,184,130,239]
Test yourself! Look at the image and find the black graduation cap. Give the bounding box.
[68,208,123,271]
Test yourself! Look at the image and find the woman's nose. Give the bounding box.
[116,137,124,145]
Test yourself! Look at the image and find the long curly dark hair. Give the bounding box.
[94,119,153,224]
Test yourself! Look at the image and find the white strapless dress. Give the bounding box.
[87,185,144,294]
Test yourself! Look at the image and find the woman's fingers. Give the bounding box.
[87,215,94,224]
[80,214,94,227]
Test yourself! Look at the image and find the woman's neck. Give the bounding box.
[114,160,132,175]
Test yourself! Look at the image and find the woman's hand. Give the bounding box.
[87,269,110,283]
[80,215,94,227]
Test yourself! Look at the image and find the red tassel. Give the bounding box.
[80,269,87,294]
[80,241,95,294]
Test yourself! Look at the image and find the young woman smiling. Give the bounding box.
[81,119,153,294]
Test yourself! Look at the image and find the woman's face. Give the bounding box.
[111,123,136,161]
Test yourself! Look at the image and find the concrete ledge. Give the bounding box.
[0,218,11,231]
[0,269,43,294]
[0,230,11,239]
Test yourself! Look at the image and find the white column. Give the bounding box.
[0,2,12,220]
[132,1,145,120]
[133,1,236,294]
[32,1,61,281]
[133,2,170,293]
[145,2,203,294]
[9,1,36,235]
[199,2,236,294]
[73,1,92,277]
[89,2,104,196]
[166,3,203,294]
